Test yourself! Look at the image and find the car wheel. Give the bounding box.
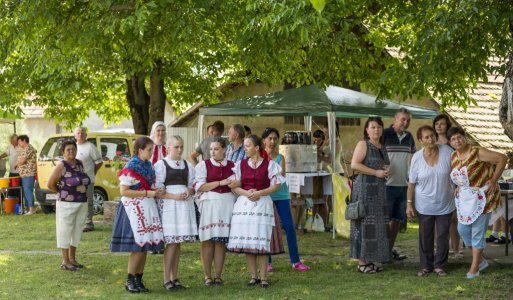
[41,204,55,214]
[34,181,45,204]
[93,188,107,215]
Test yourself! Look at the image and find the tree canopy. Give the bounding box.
[1,0,512,134]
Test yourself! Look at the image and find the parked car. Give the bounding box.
[36,131,141,214]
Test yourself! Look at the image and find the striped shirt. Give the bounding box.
[451,146,500,213]
[383,126,416,186]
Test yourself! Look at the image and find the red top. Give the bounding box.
[206,159,234,193]
[241,158,270,190]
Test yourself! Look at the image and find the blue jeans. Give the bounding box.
[268,200,300,264]
[458,213,491,250]
[21,176,35,208]
[386,186,407,222]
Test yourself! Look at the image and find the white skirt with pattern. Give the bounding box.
[227,195,275,254]
[157,184,198,244]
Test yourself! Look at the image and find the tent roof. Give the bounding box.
[200,85,438,119]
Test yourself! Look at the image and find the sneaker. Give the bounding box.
[267,263,273,273]
[494,236,509,244]
[486,235,499,243]
[466,271,479,279]
[292,262,310,272]
[392,249,407,260]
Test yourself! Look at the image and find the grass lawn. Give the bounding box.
[0,213,512,299]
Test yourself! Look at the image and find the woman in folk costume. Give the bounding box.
[154,135,197,291]
[150,121,167,165]
[447,126,507,279]
[110,136,165,293]
[227,135,286,288]
[193,137,237,286]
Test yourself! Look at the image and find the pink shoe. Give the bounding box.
[267,263,273,272]
[292,262,310,272]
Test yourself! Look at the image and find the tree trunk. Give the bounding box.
[126,73,150,134]
[499,51,513,141]
[148,60,166,135]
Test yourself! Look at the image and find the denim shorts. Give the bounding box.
[457,213,491,250]
[386,186,407,222]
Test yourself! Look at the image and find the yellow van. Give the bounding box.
[36,131,142,214]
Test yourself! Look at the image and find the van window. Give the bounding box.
[39,137,75,161]
[100,138,130,161]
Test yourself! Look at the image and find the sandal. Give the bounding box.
[260,280,269,289]
[357,263,381,274]
[204,278,214,286]
[416,269,432,277]
[60,264,78,271]
[172,279,185,289]
[71,262,84,269]
[247,278,261,286]
[213,278,224,286]
[163,281,177,291]
[434,268,447,277]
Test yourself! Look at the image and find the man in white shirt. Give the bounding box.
[74,127,103,232]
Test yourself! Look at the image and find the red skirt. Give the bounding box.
[268,204,285,255]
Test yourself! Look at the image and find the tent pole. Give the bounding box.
[304,116,312,132]
[327,112,337,239]
[198,115,204,145]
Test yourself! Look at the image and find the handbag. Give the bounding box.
[345,200,365,220]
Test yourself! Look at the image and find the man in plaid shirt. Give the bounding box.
[226,124,247,163]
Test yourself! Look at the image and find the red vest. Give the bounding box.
[205,159,234,193]
[241,158,270,190]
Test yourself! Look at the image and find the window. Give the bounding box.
[100,138,130,161]
[39,137,75,161]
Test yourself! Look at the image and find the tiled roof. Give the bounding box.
[436,68,513,153]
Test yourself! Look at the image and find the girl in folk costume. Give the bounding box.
[110,137,165,293]
[227,135,286,288]
[150,121,167,165]
[154,135,197,291]
[194,137,238,286]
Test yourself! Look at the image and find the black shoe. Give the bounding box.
[494,236,509,244]
[83,227,94,232]
[134,273,149,293]
[392,249,407,260]
[125,274,140,293]
[247,278,261,286]
[486,235,499,243]
[172,279,185,290]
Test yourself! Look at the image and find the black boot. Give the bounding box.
[125,274,139,293]
[134,273,150,293]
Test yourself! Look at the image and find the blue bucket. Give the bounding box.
[14,203,22,215]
